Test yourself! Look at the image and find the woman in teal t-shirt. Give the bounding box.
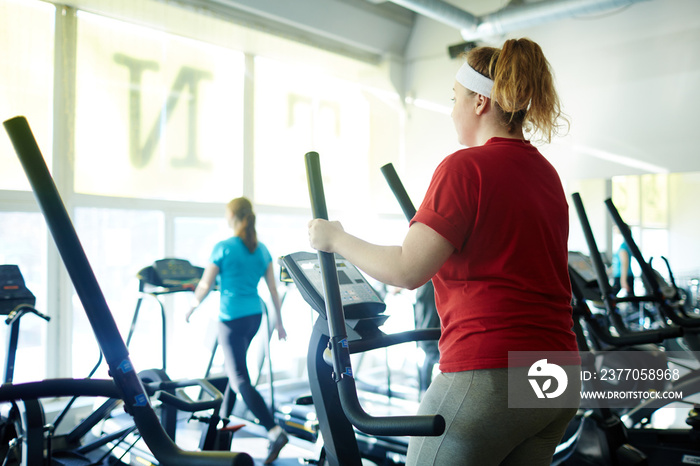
[187,197,288,464]
[612,226,635,297]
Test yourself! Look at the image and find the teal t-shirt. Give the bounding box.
[612,242,633,278]
[209,237,272,321]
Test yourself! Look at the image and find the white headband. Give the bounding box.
[456,63,494,98]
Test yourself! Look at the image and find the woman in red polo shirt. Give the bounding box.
[309,38,580,465]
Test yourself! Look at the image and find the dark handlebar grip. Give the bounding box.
[380,163,417,221]
[305,151,345,340]
[305,151,329,221]
[338,376,445,436]
[150,378,223,412]
[571,193,615,303]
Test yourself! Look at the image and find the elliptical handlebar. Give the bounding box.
[305,151,445,437]
[571,193,618,314]
[149,378,223,413]
[380,163,417,221]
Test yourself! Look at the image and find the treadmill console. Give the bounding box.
[280,251,385,320]
[137,258,204,291]
[0,265,36,315]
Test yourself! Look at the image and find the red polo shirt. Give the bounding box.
[411,138,578,372]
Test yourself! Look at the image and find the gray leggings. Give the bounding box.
[406,367,580,466]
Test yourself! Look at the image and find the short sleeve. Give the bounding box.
[410,154,477,252]
[259,243,272,267]
[209,241,225,267]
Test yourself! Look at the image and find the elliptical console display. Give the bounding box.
[281,251,385,321]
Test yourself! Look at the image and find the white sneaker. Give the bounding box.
[263,426,288,464]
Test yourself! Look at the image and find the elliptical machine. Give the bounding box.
[277,152,445,466]
[2,115,254,466]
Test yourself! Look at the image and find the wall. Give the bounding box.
[401,15,463,206]
[398,0,700,180]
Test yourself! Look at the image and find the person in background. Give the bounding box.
[187,197,288,464]
[308,38,580,465]
[612,226,635,297]
[610,225,643,325]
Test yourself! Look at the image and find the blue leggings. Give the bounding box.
[218,314,275,430]
[407,367,580,466]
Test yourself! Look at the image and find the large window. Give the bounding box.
[254,56,372,210]
[612,174,669,283]
[72,207,164,377]
[0,0,55,382]
[0,0,55,191]
[0,212,48,382]
[74,12,245,202]
[0,0,402,382]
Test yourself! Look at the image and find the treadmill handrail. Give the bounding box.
[3,116,253,466]
[5,304,50,326]
[305,151,445,437]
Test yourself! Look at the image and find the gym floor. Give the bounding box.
[216,421,320,465]
[108,414,322,465]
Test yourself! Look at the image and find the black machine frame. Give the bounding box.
[280,151,445,466]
